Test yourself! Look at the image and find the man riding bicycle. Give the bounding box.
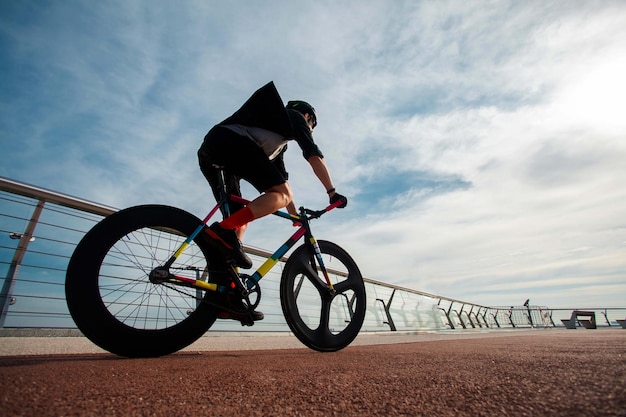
[198,81,347,323]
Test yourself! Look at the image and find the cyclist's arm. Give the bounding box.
[307,155,336,196]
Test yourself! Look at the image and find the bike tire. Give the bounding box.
[66,205,219,357]
[280,240,366,352]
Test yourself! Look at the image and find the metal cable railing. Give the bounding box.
[2,176,625,332]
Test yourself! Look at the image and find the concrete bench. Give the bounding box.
[561,310,596,329]
[616,319,626,329]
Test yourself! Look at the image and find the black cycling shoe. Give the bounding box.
[203,222,253,269]
[206,291,264,326]
[218,308,265,324]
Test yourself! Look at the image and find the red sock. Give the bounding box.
[220,207,255,230]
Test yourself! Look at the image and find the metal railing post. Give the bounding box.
[491,310,501,328]
[0,200,45,327]
[447,301,458,329]
[466,305,477,328]
[508,308,516,328]
[526,303,534,328]
[436,299,454,329]
[453,304,466,329]
[376,289,397,331]
[479,307,490,328]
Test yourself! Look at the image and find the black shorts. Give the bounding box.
[198,126,287,213]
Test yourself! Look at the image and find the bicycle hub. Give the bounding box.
[149,267,170,284]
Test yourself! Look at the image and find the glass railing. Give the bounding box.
[2,177,624,332]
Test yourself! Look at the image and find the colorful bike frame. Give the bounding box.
[162,194,343,294]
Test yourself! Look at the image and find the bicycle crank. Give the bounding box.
[239,274,261,311]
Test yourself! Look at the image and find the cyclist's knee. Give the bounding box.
[267,183,292,208]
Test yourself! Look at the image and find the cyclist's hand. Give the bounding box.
[329,192,348,208]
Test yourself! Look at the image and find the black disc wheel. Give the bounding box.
[280,240,366,352]
[65,205,220,357]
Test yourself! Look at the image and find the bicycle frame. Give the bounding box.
[161,194,343,294]
[66,172,364,355]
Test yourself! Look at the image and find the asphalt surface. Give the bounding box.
[1,329,624,416]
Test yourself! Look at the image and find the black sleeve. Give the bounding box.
[286,109,324,160]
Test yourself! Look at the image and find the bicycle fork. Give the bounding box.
[308,236,336,293]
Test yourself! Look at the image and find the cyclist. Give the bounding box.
[198,81,347,323]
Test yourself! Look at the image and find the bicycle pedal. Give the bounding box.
[240,316,255,327]
[217,310,257,326]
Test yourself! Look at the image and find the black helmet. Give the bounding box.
[286,100,317,129]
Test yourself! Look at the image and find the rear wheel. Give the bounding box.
[280,240,366,352]
[65,205,220,357]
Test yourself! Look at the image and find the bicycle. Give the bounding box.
[65,167,366,357]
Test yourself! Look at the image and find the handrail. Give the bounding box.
[0,176,488,309]
[0,176,117,217]
[2,176,625,331]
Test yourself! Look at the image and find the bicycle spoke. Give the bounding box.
[66,205,219,357]
[332,276,358,295]
[302,259,331,293]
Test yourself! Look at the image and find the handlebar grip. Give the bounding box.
[302,199,343,219]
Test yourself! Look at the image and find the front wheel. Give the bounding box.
[280,240,366,352]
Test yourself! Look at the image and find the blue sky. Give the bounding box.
[1,1,625,308]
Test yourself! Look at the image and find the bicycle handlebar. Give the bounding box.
[302,198,344,219]
[229,193,342,221]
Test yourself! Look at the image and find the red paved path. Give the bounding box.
[1,330,624,416]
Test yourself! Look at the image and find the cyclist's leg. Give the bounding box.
[198,127,290,265]
[198,136,253,268]
[198,147,245,217]
[199,156,250,239]
[199,129,250,240]
[200,127,290,231]
[247,182,293,218]
[215,181,292,240]
[215,180,291,234]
